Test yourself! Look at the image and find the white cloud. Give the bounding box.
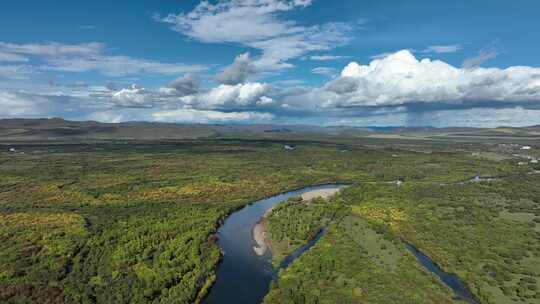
[197,82,275,109]
[0,65,36,80]
[0,88,275,124]
[462,49,498,68]
[324,50,540,107]
[96,80,277,111]
[157,0,352,72]
[369,51,395,60]
[249,23,352,71]
[309,55,348,61]
[0,51,28,62]
[422,44,462,54]
[158,0,309,43]
[274,79,306,86]
[0,41,207,77]
[257,96,275,105]
[82,107,274,124]
[44,55,206,77]
[152,108,274,123]
[0,42,104,57]
[311,67,336,76]
[0,91,42,116]
[3,45,540,128]
[111,85,155,107]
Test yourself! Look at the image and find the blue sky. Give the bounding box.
[1,0,540,127]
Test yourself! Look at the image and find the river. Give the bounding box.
[405,243,480,304]
[203,183,478,304]
[203,184,344,304]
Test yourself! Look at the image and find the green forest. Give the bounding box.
[264,177,540,304]
[1,139,539,303]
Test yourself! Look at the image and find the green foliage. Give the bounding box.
[264,227,456,304]
[0,139,538,303]
[267,196,344,263]
[265,174,540,304]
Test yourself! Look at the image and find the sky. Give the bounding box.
[1,0,540,127]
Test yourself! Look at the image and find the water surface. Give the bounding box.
[405,243,479,304]
[204,184,343,304]
[279,229,326,269]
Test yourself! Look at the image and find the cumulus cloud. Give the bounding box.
[157,0,353,72]
[3,45,540,127]
[0,87,276,124]
[0,41,207,77]
[152,108,274,123]
[94,80,278,112]
[111,85,156,108]
[165,75,200,96]
[324,50,540,107]
[195,82,276,109]
[215,52,255,85]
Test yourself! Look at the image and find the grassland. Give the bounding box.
[0,136,538,303]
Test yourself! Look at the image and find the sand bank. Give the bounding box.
[252,186,343,256]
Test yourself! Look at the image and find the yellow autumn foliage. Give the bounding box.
[140,181,239,202]
[351,205,408,229]
[0,212,82,228]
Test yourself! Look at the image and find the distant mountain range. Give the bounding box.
[0,118,538,142]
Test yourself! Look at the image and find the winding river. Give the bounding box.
[203,184,344,304]
[203,183,479,304]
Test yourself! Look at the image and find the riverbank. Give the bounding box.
[301,187,344,201]
[204,184,345,304]
[252,207,275,256]
[252,187,343,256]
